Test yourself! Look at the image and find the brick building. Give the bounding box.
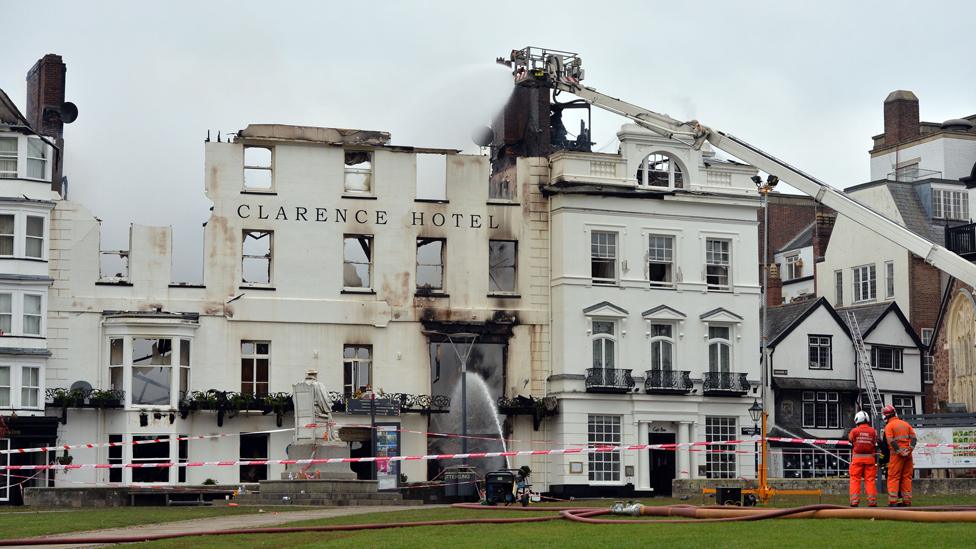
[757,194,835,306]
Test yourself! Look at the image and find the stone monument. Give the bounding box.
[284,369,355,479]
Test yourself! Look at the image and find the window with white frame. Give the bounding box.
[808,335,832,369]
[243,146,273,190]
[242,230,273,286]
[802,391,840,428]
[344,150,373,195]
[892,395,916,417]
[648,235,674,287]
[636,153,683,188]
[241,341,270,397]
[343,344,372,397]
[0,366,9,407]
[0,293,10,334]
[707,325,731,374]
[591,231,617,284]
[705,238,731,290]
[884,261,895,299]
[921,328,934,384]
[26,138,47,180]
[132,434,171,483]
[834,270,843,306]
[0,215,13,256]
[871,346,903,372]
[932,189,969,221]
[343,235,373,290]
[591,320,616,370]
[786,254,802,280]
[25,216,43,259]
[706,417,737,478]
[0,137,16,179]
[587,415,621,482]
[649,323,674,371]
[22,294,41,336]
[179,339,191,396]
[852,264,876,302]
[109,338,124,392]
[20,366,39,408]
[131,338,173,406]
[782,447,851,478]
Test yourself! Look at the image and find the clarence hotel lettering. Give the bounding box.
[237,205,500,229]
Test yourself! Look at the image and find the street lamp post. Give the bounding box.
[748,399,763,478]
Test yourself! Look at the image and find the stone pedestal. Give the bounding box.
[282,442,357,480]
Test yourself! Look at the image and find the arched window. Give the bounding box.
[591,320,616,370]
[707,325,731,374]
[649,323,674,371]
[636,153,684,189]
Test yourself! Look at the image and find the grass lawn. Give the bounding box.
[0,505,294,539]
[127,496,976,549]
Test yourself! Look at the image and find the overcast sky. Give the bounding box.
[3,0,975,281]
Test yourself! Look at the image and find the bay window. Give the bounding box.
[0,364,44,409]
[0,294,10,334]
[0,137,16,178]
[26,138,47,180]
[22,294,41,335]
[25,216,43,259]
[0,366,9,407]
[104,335,193,408]
[21,366,39,408]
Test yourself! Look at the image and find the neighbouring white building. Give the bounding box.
[544,125,763,497]
[44,124,551,488]
[764,297,924,478]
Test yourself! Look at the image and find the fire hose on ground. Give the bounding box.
[4,503,976,546]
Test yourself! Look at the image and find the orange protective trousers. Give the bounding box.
[887,454,913,505]
[848,455,877,506]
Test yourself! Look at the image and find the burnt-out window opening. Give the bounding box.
[132,435,170,483]
[591,231,617,284]
[25,216,43,259]
[0,137,17,178]
[344,150,373,194]
[178,435,188,483]
[636,153,683,188]
[488,240,517,294]
[648,235,674,286]
[416,238,445,290]
[241,341,270,397]
[108,434,123,482]
[416,154,447,200]
[109,338,124,391]
[871,346,903,372]
[808,335,832,370]
[489,173,514,201]
[0,214,13,256]
[242,230,272,285]
[705,238,731,291]
[99,251,129,282]
[243,146,273,190]
[131,338,173,406]
[343,344,372,397]
[343,235,373,289]
[239,432,269,483]
[179,339,191,396]
[802,391,839,429]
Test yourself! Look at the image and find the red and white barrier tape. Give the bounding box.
[0,427,295,456]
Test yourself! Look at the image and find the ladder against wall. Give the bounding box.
[847,310,884,424]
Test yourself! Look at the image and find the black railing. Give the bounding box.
[327,392,451,415]
[585,368,635,393]
[702,372,750,395]
[644,370,693,394]
[946,222,976,260]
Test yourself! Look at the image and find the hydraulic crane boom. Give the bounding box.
[505,47,976,287]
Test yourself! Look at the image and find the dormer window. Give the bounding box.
[636,153,683,189]
[932,188,969,221]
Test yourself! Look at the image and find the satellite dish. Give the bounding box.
[471,126,495,147]
[70,380,92,393]
[60,102,79,124]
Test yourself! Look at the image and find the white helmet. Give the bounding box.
[854,411,870,425]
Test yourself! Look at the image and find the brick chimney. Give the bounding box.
[883,90,920,147]
[766,264,783,307]
[813,210,836,262]
[25,54,67,193]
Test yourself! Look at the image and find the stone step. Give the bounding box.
[258,480,380,495]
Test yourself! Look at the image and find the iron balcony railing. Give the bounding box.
[946,222,976,260]
[644,370,693,394]
[702,372,750,395]
[585,368,635,393]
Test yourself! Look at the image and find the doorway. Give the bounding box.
[649,432,676,496]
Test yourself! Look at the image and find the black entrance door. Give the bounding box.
[649,433,676,496]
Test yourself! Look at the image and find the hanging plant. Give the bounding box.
[56,449,73,466]
[88,389,123,408]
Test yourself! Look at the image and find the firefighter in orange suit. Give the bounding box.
[848,410,878,507]
[882,404,917,507]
